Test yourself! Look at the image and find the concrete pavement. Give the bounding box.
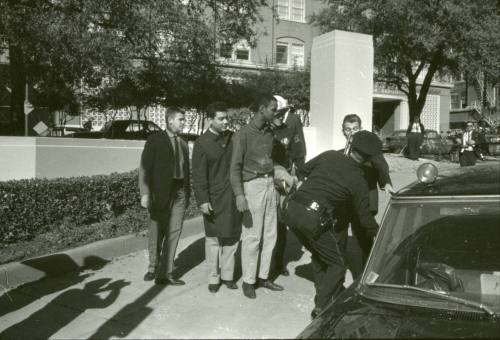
[0,155,464,339]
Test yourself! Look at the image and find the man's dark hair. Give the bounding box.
[465,120,474,127]
[206,102,228,119]
[166,107,185,121]
[249,94,276,113]
[342,114,362,127]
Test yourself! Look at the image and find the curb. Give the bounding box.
[0,216,204,291]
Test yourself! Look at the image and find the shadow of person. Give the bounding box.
[0,278,129,339]
[0,255,108,317]
[171,237,205,279]
[89,238,206,339]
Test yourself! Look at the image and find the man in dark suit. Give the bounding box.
[139,107,190,285]
[337,114,394,278]
[459,121,479,167]
[192,102,242,293]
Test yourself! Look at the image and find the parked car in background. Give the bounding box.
[485,132,500,156]
[66,120,163,140]
[385,129,453,155]
[66,119,200,156]
[298,163,500,339]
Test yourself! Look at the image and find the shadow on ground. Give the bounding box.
[1,277,129,339]
[0,254,108,318]
[88,236,205,339]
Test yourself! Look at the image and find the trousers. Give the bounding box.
[241,176,278,284]
[147,182,186,278]
[205,236,239,284]
[284,200,346,309]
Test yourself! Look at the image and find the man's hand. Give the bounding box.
[140,194,150,208]
[235,195,248,212]
[296,180,303,190]
[200,202,213,215]
[284,175,298,188]
[383,184,396,195]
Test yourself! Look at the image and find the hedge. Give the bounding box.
[0,170,199,244]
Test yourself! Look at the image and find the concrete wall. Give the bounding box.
[0,137,144,181]
[0,137,37,180]
[310,30,374,154]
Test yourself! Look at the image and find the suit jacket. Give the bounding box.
[138,131,190,220]
[192,130,241,238]
[283,111,307,165]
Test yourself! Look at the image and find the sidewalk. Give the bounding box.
[0,155,462,339]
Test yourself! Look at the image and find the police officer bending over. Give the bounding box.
[283,131,381,319]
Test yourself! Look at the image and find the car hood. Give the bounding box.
[297,294,500,338]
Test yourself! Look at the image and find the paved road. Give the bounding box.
[0,155,463,339]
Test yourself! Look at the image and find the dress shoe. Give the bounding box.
[311,306,323,319]
[281,268,290,276]
[257,279,284,291]
[221,280,238,289]
[242,282,256,299]
[143,272,155,281]
[166,275,185,286]
[208,283,220,293]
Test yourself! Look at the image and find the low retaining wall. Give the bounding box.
[0,137,145,181]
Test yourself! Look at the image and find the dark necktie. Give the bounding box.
[173,135,181,178]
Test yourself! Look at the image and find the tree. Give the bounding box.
[218,68,311,110]
[0,0,267,134]
[312,0,500,120]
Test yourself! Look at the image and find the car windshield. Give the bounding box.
[362,199,500,314]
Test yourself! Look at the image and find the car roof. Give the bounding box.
[395,163,500,197]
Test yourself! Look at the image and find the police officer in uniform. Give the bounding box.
[283,131,381,319]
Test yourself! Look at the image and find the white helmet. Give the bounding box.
[273,95,289,111]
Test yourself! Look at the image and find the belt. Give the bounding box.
[254,172,273,179]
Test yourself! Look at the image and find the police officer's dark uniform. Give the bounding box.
[271,111,296,276]
[283,131,381,318]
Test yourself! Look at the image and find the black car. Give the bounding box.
[66,120,163,140]
[66,120,199,145]
[298,163,500,338]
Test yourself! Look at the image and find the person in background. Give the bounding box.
[192,102,242,293]
[476,126,487,160]
[230,94,284,299]
[337,114,394,277]
[406,116,425,160]
[270,102,299,277]
[139,107,190,286]
[459,121,479,167]
[273,95,307,169]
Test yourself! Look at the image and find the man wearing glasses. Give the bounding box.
[336,114,394,277]
[459,121,479,167]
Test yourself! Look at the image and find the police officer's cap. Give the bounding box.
[351,130,382,157]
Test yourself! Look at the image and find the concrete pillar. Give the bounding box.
[309,30,374,156]
[396,100,410,130]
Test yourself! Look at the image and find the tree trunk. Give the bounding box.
[8,42,27,135]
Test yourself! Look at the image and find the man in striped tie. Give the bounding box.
[139,107,191,286]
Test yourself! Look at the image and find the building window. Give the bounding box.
[218,40,251,62]
[277,0,305,23]
[276,43,288,64]
[235,47,249,61]
[290,43,304,67]
[276,40,304,68]
[219,43,233,59]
